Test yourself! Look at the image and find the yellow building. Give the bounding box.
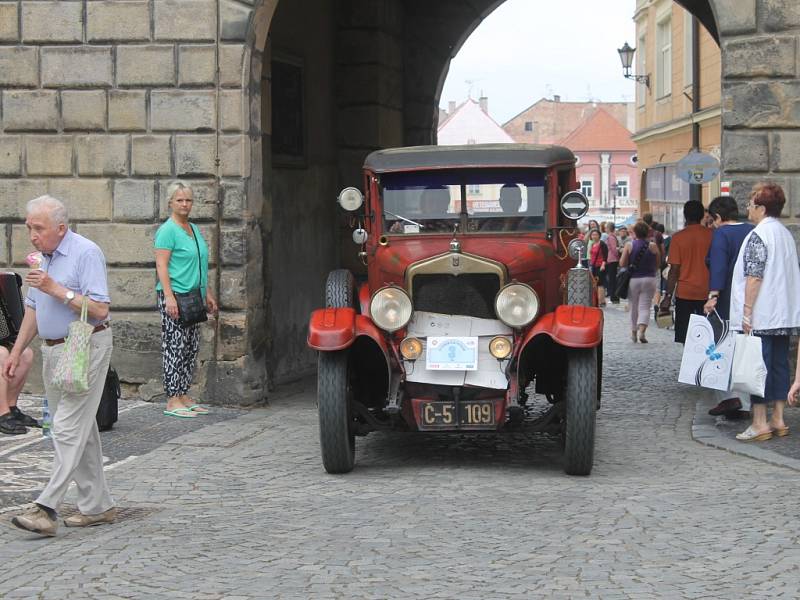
[632,0,721,233]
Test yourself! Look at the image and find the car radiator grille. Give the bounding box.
[412,273,501,320]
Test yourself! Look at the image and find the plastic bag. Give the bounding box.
[730,332,767,397]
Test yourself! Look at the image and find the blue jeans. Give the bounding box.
[751,334,790,404]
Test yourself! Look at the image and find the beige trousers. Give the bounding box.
[36,328,114,515]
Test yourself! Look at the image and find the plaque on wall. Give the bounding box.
[271,54,306,167]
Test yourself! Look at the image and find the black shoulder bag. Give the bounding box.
[615,242,649,300]
[174,224,208,326]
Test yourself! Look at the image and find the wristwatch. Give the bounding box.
[708,292,720,300]
[63,290,75,305]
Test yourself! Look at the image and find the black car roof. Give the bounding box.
[364,144,576,173]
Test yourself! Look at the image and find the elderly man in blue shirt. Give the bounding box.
[3,195,116,537]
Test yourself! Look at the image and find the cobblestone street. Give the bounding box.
[2,305,800,599]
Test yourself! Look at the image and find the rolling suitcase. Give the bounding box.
[96,366,120,431]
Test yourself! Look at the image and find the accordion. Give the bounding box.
[0,272,24,346]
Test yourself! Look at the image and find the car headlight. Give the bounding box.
[495,283,540,328]
[370,286,413,332]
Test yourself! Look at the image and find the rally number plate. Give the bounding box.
[419,400,495,429]
[426,336,478,371]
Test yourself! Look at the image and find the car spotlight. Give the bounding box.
[400,337,423,361]
[489,336,512,360]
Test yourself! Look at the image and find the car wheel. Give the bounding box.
[325,269,356,308]
[317,350,355,474]
[563,347,596,476]
[566,267,593,306]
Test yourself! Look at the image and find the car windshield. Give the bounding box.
[380,169,546,234]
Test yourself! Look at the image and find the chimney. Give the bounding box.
[479,95,489,114]
[448,100,456,114]
[553,94,561,103]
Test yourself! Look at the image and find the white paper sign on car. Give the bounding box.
[426,336,478,371]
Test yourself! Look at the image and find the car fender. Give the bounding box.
[308,308,392,358]
[519,304,603,351]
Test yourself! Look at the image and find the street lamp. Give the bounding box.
[617,42,650,89]
[610,184,618,223]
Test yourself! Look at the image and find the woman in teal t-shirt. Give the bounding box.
[154,181,218,418]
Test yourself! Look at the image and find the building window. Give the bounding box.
[524,121,533,132]
[581,178,594,199]
[683,11,693,88]
[656,15,672,98]
[615,178,629,200]
[636,32,647,106]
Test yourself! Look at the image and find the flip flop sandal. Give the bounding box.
[163,408,198,418]
[188,405,209,415]
[773,426,789,437]
[735,426,772,442]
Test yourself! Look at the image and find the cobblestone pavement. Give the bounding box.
[2,305,800,599]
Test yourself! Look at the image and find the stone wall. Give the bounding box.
[0,0,257,402]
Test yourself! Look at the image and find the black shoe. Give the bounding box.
[708,397,742,416]
[0,412,27,435]
[10,406,40,428]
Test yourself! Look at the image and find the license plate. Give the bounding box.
[426,336,478,371]
[418,400,496,429]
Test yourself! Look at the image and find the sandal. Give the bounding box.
[163,408,198,418]
[772,426,789,437]
[187,405,209,415]
[735,426,772,442]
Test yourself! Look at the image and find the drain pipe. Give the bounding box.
[212,0,223,361]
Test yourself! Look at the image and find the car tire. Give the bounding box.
[563,347,596,476]
[325,269,356,308]
[317,350,355,474]
[566,267,593,306]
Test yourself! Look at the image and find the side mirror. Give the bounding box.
[337,187,364,212]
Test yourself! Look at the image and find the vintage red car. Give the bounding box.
[308,144,603,475]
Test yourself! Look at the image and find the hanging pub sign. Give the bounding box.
[677,150,720,185]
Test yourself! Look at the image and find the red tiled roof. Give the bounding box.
[559,108,635,151]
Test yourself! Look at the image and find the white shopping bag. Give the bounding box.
[678,313,736,391]
[730,333,767,397]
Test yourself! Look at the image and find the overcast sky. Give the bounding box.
[440,0,638,124]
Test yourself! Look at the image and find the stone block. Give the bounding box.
[220,90,243,131]
[151,91,216,131]
[727,176,788,217]
[158,179,217,219]
[114,180,157,221]
[2,91,58,131]
[338,105,403,148]
[0,3,19,42]
[26,136,73,176]
[195,224,217,264]
[76,135,129,177]
[48,179,113,220]
[22,1,83,43]
[220,268,246,309]
[107,269,157,309]
[154,0,216,41]
[220,0,251,41]
[75,223,158,264]
[42,47,113,88]
[220,227,245,265]
[219,44,246,87]
[178,45,217,86]
[117,46,176,86]
[62,90,107,131]
[337,29,402,69]
[722,132,769,172]
[220,135,245,176]
[174,134,216,176]
[771,132,800,172]
[723,37,796,78]
[0,180,49,225]
[12,224,36,264]
[87,1,150,42]
[217,312,247,360]
[0,136,22,176]
[105,312,162,383]
[109,90,147,131]
[0,47,39,87]
[723,81,800,129]
[131,135,172,176]
[713,0,756,35]
[221,179,245,220]
[337,64,402,109]
[763,0,800,32]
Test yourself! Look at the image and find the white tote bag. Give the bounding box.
[678,313,736,392]
[730,333,767,397]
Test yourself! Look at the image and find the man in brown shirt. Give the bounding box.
[660,200,713,343]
